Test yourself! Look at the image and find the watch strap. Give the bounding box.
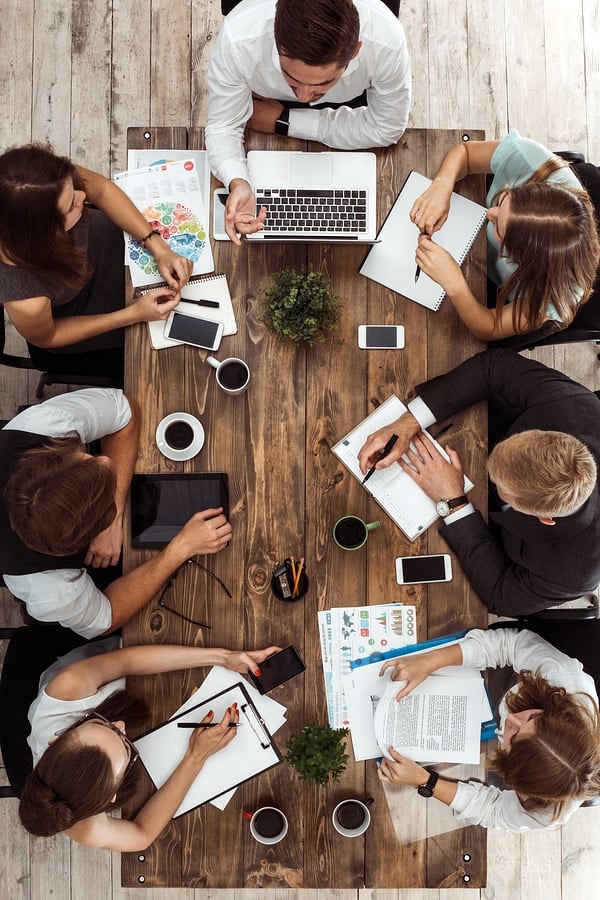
[274,106,290,136]
[417,769,439,797]
[447,494,468,511]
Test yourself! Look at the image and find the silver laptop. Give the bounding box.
[244,150,378,242]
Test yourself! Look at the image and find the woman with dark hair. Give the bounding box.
[377,628,600,831]
[19,641,279,849]
[0,143,192,377]
[410,131,600,342]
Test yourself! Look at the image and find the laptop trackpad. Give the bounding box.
[291,153,333,186]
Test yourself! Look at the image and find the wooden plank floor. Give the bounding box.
[1,1,600,898]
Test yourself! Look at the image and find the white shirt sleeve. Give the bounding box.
[450,779,581,831]
[407,396,436,429]
[3,569,113,639]
[4,388,131,444]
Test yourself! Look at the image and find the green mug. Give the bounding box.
[333,515,380,550]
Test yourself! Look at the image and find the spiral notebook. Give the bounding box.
[359,171,487,311]
[140,273,236,350]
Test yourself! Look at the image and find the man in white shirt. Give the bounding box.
[205,0,411,242]
[0,389,232,637]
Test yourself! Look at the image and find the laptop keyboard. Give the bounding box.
[255,188,368,234]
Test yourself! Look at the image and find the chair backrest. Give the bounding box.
[0,625,87,795]
[1,311,35,371]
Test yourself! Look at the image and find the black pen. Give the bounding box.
[181,298,220,309]
[414,265,421,283]
[362,432,399,484]
[177,722,242,729]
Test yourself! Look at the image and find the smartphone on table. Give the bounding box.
[248,645,306,694]
[165,310,224,351]
[357,325,405,349]
[395,554,452,584]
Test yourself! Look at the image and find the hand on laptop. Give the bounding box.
[226,179,267,244]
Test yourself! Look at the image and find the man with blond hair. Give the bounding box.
[357,349,600,615]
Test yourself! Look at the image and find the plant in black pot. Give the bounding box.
[285,721,349,786]
[258,267,340,345]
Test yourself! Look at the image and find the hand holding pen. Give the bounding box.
[362,433,399,484]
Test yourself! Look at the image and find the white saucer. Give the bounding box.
[155,413,205,461]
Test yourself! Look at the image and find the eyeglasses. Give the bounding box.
[158,557,232,630]
[56,711,139,779]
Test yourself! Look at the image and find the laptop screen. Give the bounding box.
[131,473,229,549]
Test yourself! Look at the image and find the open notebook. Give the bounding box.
[331,395,474,541]
[359,171,487,311]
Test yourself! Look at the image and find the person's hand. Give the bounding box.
[185,706,239,770]
[248,95,284,134]
[223,646,283,676]
[226,179,267,245]
[415,235,467,297]
[132,287,180,322]
[176,507,233,556]
[357,411,420,475]
[152,246,193,291]
[378,747,429,788]
[85,516,123,568]
[380,653,439,700]
[409,182,452,236]
[400,433,465,502]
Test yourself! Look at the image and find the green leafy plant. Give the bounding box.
[258,267,340,345]
[285,722,349,786]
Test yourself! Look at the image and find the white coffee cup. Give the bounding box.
[332,798,373,837]
[206,356,250,395]
[248,806,288,845]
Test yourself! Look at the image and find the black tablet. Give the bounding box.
[131,473,229,549]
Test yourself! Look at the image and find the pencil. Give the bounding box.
[177,722,242,728]
[292,557,304,598]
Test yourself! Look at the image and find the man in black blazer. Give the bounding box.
[357,349,600,616]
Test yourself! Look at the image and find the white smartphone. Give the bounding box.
[395,554,452,584]
[213,188,229,241]
[357,325,405,349]
[165,310,224,351]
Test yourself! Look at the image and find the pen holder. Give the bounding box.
[271,558,309,602]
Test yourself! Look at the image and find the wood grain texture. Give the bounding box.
[31,0,72,150]
[0,0,34,146]
[71,0,112,174]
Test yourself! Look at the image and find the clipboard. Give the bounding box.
[134,682,282,817]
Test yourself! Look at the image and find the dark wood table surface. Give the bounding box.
[121,126,488,889]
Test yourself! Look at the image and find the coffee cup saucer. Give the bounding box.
[156,412,205,461]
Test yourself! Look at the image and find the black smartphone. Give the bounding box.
[248,645,306,694]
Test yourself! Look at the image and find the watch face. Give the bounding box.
[436,500,450,518]
[417,784,434,798]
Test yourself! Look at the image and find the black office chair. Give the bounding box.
[1,311,122,400]
[0,624,88,797]
[221,0,401,16]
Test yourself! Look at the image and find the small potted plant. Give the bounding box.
[285,721,349,786]
[258,267,340,345]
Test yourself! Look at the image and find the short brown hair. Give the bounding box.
[494,671,600,818]
[274,0,360,67]
[5,438,117,556]
[487,429,597,517]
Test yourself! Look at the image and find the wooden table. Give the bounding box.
[121,126,488,889]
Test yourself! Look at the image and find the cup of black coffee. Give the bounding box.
[333,515,380,550]
[247,806,288,844]
[164,420,195,450]
[206,355,250,395]
[332,798,373,837]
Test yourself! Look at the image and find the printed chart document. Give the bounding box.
[374,674,484,765]
[139,273,237,350]
[127,148,211,211]
[359,170,487,310]
[134,668,285,816]
[114,158,214,286]
[332,395,474,540]
[318,603,416,728]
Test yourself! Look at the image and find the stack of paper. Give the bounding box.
[114,157,214,287]
[317,603,417,729]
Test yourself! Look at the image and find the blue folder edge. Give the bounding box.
[349,629,497,743]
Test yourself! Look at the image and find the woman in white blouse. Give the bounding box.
[377,628,600,831]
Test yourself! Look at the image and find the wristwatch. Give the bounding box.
[274,106,290,136]
[417,769,439,798]
[435,495,468,518]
